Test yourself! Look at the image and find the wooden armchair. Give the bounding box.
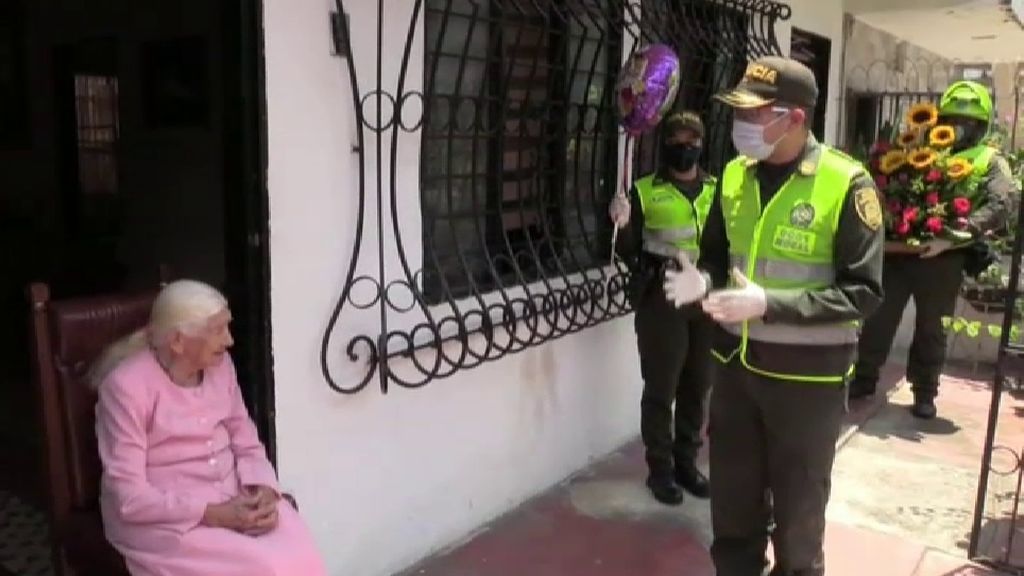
[27,282,158,576]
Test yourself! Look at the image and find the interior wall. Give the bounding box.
[0,0,227,289]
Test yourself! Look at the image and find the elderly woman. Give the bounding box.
[90,280,327,576]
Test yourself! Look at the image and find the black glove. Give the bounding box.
[963,241,998,278]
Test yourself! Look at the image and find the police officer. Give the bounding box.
[609,111,715,505]
[850,81,1016,419]
[662,57,884,575]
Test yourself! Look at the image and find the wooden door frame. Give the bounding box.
[220,0,276,462]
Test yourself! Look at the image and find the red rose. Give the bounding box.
[875,174,888,189]
[925,216,943,234]
[902,207,920,222]
[953,197,971,216]
[898,173,910,185]
[871,141,892,155]
[896,220,912,236]
[925,192,940,206]
[887,199,902,214]
[925,169,943,183]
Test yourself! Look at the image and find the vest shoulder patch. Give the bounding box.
[854,187,882,231]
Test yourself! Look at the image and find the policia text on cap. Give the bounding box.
[663,56,884,576]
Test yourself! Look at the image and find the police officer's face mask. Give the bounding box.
[662,142,702,172]
[732,108,791,161]
[943,117,985,152]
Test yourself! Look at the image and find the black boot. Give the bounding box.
[911,393,937,419]
[646,474,684,506]
[675,464,710,499]
[848,377,877,400]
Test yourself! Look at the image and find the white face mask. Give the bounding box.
[731,109,791,160]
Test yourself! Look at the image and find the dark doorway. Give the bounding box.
[0,0,272,507]
[790,27,832,141]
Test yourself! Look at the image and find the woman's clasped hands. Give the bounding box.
[202,485,280,536]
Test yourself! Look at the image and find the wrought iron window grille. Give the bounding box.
[321,0,791,395]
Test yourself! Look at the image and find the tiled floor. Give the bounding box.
[0,491,53,576]
[402,364,1012,576]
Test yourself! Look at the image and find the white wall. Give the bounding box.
[778,0,846,145]
[263,2,641,575]
[263,2,849,575]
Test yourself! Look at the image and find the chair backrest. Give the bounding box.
[27,283,158,536]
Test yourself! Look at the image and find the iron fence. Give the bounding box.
[970,188,1024,575]
[968,85,1024,575]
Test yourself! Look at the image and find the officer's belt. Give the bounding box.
[721,321,858,345]
[642,227,698,262]
[643,241,698,263]
[730,255,835,284]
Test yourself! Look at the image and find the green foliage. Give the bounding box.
[943,315,1023,343]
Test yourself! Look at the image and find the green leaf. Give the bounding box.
[952,317,967,333]
[988,325,1002,339]
[966,321,982,338]
[941,316,953,330]
[1012,326,1023,343]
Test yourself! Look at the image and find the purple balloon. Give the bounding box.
[617,44,681,135]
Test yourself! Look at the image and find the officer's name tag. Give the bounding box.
[772,226,816,256]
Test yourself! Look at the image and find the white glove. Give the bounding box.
[702,268,767,323]
[920,238,954,259]
[609,194,631,228]
[662,252,708,308]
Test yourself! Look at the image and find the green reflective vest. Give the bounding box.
[713,146,866,384]
[635,174,717,262]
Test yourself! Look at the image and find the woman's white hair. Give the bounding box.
[88,280,228,389]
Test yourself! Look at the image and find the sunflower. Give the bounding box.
[907,102,939,130]
[897,129,920,149]
[879,150,907,175]
[946,158,974,181]
[929,125,956,149]
[907,147,938,170]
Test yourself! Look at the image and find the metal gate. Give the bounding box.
[970,151,1024,572]
[969,83,1024,574]
[842,58,953,155]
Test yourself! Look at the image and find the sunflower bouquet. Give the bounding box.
[866,102,981,251]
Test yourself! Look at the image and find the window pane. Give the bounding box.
[421,0,621,304]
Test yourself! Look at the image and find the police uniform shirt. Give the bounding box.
[967,152,1017,235]
[698,134,885,324]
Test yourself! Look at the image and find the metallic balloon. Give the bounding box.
[617,44,681,135]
